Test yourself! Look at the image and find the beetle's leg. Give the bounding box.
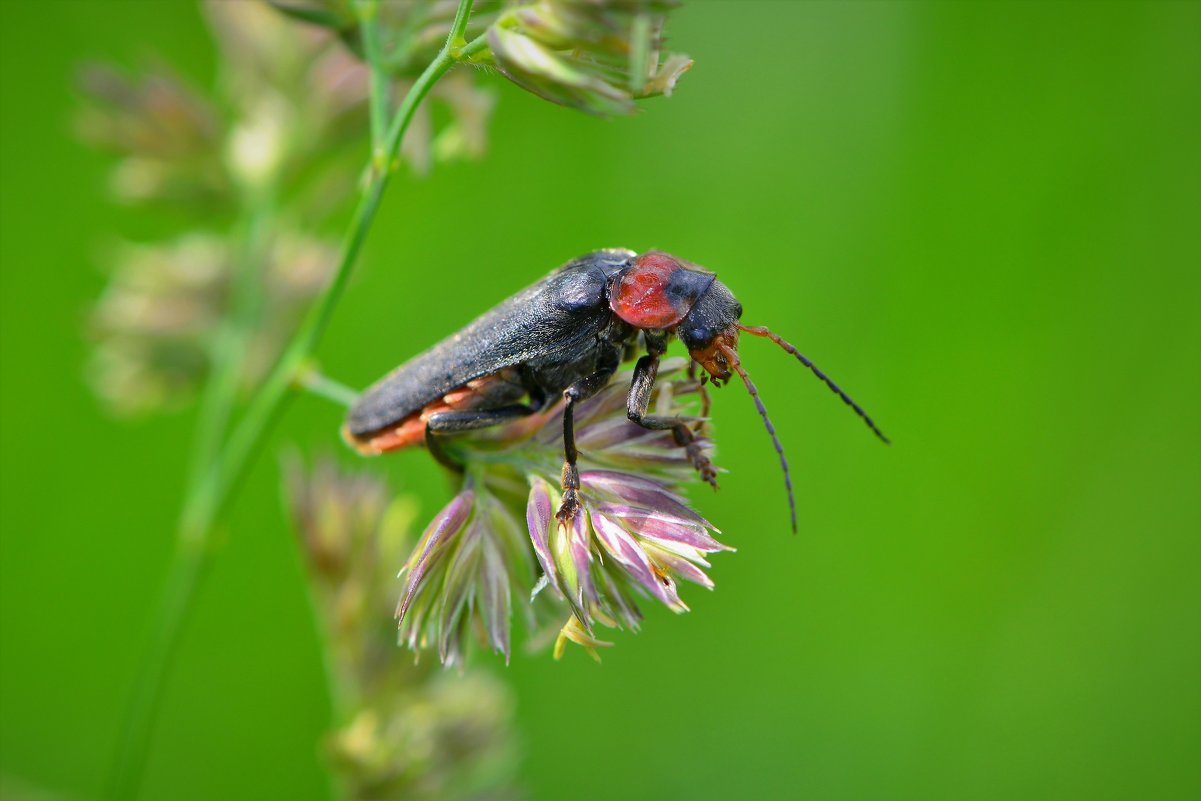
[555,368,617,525]
[629,354,719,489]
[425,404,536,472]
[623,337,640,365]
[688,359,712,434]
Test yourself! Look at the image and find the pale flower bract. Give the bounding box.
[479,0,693,116]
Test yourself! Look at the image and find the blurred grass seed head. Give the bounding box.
[75,1,504,416]
[285,456,520,799]
[276,0,692,116]
[87,232,337,416]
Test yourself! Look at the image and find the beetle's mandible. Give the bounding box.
[343,248,888,531]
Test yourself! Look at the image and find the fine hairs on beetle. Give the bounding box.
[344,249,888,532]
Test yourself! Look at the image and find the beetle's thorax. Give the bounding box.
[607,251,715,330]
[606,250,744,381]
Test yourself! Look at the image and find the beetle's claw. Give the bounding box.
[555,488,581,526]
[696,455,719,490]
[671,423,719,491]
[557,460,581,525]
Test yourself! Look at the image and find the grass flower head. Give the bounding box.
[481,0,692,115]
[395,357,731,663]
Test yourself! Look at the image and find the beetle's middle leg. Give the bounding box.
[630,353,719,489]
[425,405,535,472]
[555,368,617,525]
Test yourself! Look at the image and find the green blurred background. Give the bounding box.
[2,1,1199,799]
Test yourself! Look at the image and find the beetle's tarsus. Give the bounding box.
[555,487,581,526]
[673,424,719,489]
[557,461,581,523]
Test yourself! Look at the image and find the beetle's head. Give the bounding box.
[677,278,743,383]
[608,250,743,381]
[608,249,891,533]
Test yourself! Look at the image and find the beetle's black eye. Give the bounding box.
[680,321,715,350]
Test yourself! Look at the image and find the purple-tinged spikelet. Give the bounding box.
[395,358,732,663]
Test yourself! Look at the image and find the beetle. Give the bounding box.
[344,248,888,531]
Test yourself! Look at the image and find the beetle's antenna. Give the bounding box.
[718,343,797,534]
[738,324,890,444]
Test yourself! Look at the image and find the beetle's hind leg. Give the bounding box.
[425,405,535,472]
[631,354,719,489]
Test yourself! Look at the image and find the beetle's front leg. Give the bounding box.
[688,359,712,434]
[629,354,719,489]
[555,369,616,525]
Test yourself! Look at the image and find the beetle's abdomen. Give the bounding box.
[344,368,526,455]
